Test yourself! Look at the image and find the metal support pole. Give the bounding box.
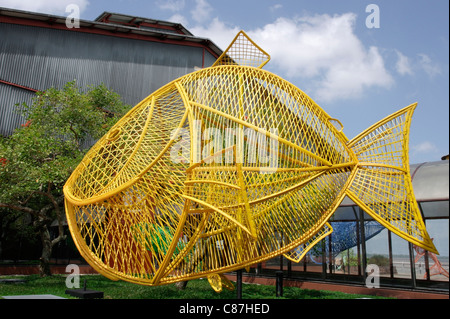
[236,269,242,299]
[321,239,326,279]
[257,263,262,276]
[353,206,362,276]
[275,271,283,297]
[359,209,368,284]
[424,251,430,281]
[408,243,417,289]
[287,259,292,278]
[328,232,333,274]
[419,203,431,281]
[388,230,394,279]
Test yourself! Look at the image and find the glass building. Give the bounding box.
[258,159,449,292]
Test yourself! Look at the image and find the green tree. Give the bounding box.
[0,81,129,276]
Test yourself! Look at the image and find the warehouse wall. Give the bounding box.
[0,22,217,135]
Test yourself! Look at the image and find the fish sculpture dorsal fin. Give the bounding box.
[212,30,270,68]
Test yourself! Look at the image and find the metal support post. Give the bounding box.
[236,269,242,299]
[275,271,283,297]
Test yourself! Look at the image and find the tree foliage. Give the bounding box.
[0,81,129,275]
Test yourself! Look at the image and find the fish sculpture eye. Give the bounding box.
[63,31,437,290]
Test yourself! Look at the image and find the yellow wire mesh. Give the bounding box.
[63,30,436,288]
[283,223,333,263]
[346,103,437,253]
[212,31,271,68]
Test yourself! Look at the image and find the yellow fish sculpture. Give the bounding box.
[63,31,437,292]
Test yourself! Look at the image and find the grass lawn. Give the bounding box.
[0,274,390,299]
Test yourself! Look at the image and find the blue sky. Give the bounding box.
[1,0,448,164]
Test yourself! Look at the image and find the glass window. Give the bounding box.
[390,232,412,279]
[365,226,390,277]
[420,201,449,218]
[335,246,360,275]
[330,221,361,275]
[418,219,449,282]
[332,206,357,221]
[305,239,326,274]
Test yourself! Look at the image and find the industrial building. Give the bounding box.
[0,7,448,297]
[0,7,222,136]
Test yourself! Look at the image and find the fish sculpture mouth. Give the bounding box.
[63,31,437,290]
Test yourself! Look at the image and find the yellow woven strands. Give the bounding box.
[345,104,437,253]
[212,31,270,68]
[63,31,436,288]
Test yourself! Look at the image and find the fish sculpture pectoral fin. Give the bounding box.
[283,223,333,263]
[207,273,223,292]
[346,103,438,254]
[220,274,235,291]
[207,273,235,292]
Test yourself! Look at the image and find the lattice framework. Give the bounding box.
[64,31,437,288]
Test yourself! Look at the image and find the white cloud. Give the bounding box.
[191,12,394,103]
[157,0,189,25]
[412,141,439,154]
[166,8,396,103]
[247,13,394,102]
[395,50,414,76]
[393,51,442,79]
[190,17,240,49]
[190,0,213,24]
[168,13,189,26]
[0,0,89,15]
[156,0,186,12]
[270,4,283,11]
[418,53,441,78]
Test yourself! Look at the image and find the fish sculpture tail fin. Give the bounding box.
[345,103,438,254]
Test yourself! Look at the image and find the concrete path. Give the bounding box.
[2,294,66,299]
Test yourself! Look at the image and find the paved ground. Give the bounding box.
[2,294,66,299]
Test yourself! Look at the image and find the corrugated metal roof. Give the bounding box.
[0,8,222,135]
[0,22,213,97]
[0,7,222,56]
[94,12,193,36]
